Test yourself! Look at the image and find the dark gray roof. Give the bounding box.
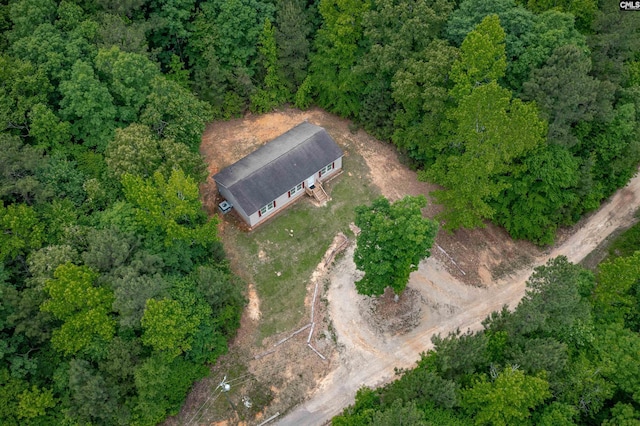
[213,122,343,215]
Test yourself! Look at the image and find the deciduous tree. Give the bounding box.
[446,0,524,46]
[105,124,162,179]
[425,15,544,230]
[594,323,640,405]
[41,263,115,356]
[0,203,45,263]
[132,354,207,425]
[593,251,640,329]
[39,199,79,245]
[106,123,206,181]
[141,298,198,358]
[59,60,117,150]
[491,144,579,245]
[94,46,159,123]
[17,385,56,421]
[525,0,597,32]
[306,0,370,117]
[121,168,218,247]
[602,403,640,426]
[573,103,640,197]
[354,195,438,296]
[0,54,52,134]
[140,76,212,151]
[146,0,196,68]
[391,39,458,164]
[27,103,71,152]
[509,10,586,92]
[9,21,94,86]
[462,368,551,426]
[445,0,540,93]
[6,0,57,43]
[450,14,507,100]
[425,82,545,230]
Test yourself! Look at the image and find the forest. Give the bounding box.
[0,0,246,424]
[0,0,639,424]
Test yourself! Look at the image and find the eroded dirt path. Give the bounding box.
[278,171,640,426]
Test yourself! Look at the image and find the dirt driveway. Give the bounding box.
[182,108,639,425]
[278,164,640,425]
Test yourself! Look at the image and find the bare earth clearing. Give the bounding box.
[175,108,639,426]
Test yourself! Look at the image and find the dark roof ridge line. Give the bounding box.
[227,127,318,189]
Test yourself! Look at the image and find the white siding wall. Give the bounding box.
[318,156,342,182]
[248,181,307,227]
[217,184,251,224]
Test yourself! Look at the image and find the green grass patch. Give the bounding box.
[607,220,640,258]
[581,210,640,270]
[225,147,379,342]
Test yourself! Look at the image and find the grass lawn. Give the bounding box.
[580,208,640,270]
[223,144,379,342]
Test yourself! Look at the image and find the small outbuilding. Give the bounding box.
[213,122,343,228]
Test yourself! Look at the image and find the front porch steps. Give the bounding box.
[309,183,329,203]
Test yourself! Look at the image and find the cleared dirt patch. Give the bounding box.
[359,287,425,335]
[246,284,261,322]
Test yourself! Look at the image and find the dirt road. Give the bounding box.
[277,169,640,426]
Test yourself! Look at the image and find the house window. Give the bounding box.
[288,182,304,198]
[318,162,335,178]
[258,200,276,217]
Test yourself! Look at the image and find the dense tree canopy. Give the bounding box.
[41,263,115,356]
[0,2,245,424]
[462,367,551,425]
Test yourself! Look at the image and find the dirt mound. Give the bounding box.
[359,287,424,335]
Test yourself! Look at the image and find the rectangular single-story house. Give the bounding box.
[213,122,344,228]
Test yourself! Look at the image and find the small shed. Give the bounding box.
[213,122,343,228]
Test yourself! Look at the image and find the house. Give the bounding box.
[213,122,344,228]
